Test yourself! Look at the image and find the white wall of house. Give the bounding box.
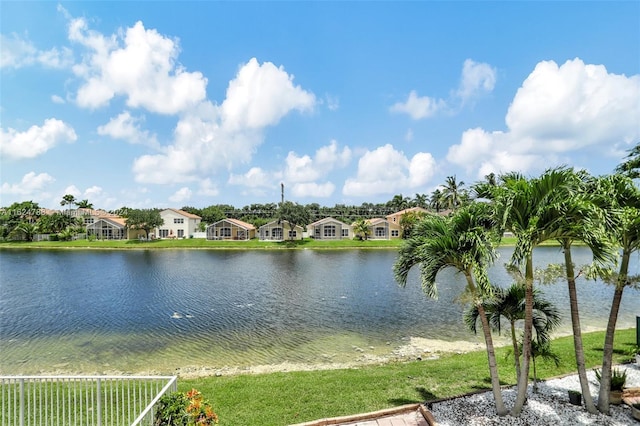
[156,209,201,239]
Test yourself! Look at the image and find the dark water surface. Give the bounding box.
[1,247,638,374]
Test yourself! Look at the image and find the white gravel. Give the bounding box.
[429,363,640,425]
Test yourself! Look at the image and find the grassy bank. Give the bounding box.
[179,329,637,426]
[0,237,525,250]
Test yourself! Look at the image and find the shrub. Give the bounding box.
[595,368,627,391]
[155,388,219,425]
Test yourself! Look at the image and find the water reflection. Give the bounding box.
[0,247,638,374]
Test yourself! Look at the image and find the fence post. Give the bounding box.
[19,378,24,426]
[97,378,102,426]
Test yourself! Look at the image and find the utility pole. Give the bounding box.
[281,182,284,205]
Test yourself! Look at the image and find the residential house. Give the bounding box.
[86,216,145,240]
[207,218,256,241]
[385,207,429,239]
[358,218,391,240]
[259,220,304,241]
[307,217,352,240]
[156,209,202,239]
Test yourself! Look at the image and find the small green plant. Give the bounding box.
[568,390,581,396]
[594,367,627,391]
[155,388,219,425]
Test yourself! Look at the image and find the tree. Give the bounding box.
[125,209,164,239]
[10,221,39,241]
[430,189,445,213]
[199,206,225,225]
[278,201,311,240]
[76,199,93,209]
[387,194,411,211]
[60,194,77,209]
[464,282,561,383]
[398,210,427,239]
[413,193,429,209]
[614,142,640,179]
[588,174,640,414]
[394,203,508,416]
[476,167,578,416]
[352,218,370,240]
[442,175,466,211]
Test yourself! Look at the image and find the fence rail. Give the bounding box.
[0,375,177,426]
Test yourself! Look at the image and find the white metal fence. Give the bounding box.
[0,375,177,426]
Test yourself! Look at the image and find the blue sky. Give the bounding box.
[1,1,639,210]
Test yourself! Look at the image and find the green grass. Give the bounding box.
[0,237,404,250]
[179,329,637,426]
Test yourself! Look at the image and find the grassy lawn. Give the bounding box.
[179,329,638,426]
[0,237,532,250]
[0,237,404,250]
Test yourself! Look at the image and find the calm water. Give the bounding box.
[0,247,638,374]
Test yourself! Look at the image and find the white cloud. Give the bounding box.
[0,119,77,159]
[0,172,55,195]
[389,90,445,120]
[291,182,335,198]
[133,58,316,184]
[324,94,340,111]
[0,33,73,69]
[68,18,207,114]
[84,186,103,197]
[343,144,436,197]
[221,58,315,131]
[285,140,351,183]
[447,58,640,177]
[228,167,275,188]
[197,179,220,197]
[168,187,192,203]
[97,111,159,147]
[457,59,497,104]
[51,95,65,104]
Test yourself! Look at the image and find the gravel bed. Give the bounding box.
[429,364,640,425]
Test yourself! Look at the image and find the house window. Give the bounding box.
[375,227,386,237]
[265,230,269,237]
[159,229,169,238]
[178,229,184,238]
[289,230,297,238]
[221,227,231,237]
[391,230,399,237]
[174,218,184,224]
[315,228,321,237]
[324,225,336,238]
[273,228,283,239]
[342,229,349,237]
[84,218,94,224]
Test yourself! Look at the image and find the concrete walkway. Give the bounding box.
[289,404,435,426]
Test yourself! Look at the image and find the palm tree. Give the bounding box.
[477,167,579,416]
[430,189,445,213]
[614,142,640,179]
[352,218,370,240]
[394,203,508,416]
[76,199,94,209]
[464,282,561,383]
[60,194,77,210]
[529,340,561,393]
[442,175,466,211]
[11,222,39,242]
[413,193,429,209]
[589,174,640,414]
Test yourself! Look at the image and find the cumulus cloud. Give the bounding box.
[220,58,315,131]
[0,33,73,69]
[168,187,192,203]
[133,58,316,184]
[390,90,445,120]
[285,140,351,183]
[0,172,55,195]
[291,182,335,198]
[97,111,159,148]
[457,59,497,104]
[0,119,77,159]
[68,18,207,114]
[228,167,275,188]
[447,58,640,177]
[197,179,220,197]
[343,144,436,197]
[391,59,496,119]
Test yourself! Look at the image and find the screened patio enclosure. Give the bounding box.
[86,218,126,240]
[206,219,256,240]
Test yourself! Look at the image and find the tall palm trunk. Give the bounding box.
[466,274,508,416]
[597,250,630,414]
[511,255,533,416]
[563,242,597,413]
[509,320,521,382]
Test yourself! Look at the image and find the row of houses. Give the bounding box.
[76,206,438,241]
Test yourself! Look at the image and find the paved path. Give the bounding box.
[290,404,435,426]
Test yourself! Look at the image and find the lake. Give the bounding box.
[0,247,638,375]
